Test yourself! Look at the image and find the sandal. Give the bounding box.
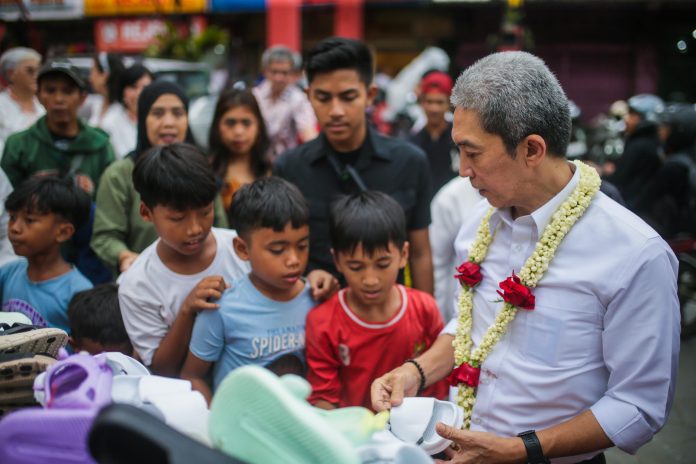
[209,365,359,464]
[89,403,243,464]
[0,324,68,357]
[387,397,464,455]
[35,349,112,410]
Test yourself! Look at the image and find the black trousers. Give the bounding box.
[577,452,606,464]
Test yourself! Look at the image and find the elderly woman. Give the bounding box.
[0,47,44,153]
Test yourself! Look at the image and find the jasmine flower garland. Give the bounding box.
[452,161,601,429]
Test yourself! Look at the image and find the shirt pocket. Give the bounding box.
[518,298,603,368]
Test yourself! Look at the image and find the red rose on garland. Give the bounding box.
[447,362,481,387]
[455,261,483,288]
[496,271,535,310]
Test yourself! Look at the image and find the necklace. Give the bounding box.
[450,161,601,428]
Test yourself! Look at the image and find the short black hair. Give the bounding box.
[5,176,91,230]
[67,284,131,349]
[133,143,218,210]
[118,63,153,105]
[229,177,309,239]
[329,191,407,256]
[305,37,373,86]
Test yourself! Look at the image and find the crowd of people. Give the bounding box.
[0,36,683,464]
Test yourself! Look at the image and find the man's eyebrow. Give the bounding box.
[454,139,484,150]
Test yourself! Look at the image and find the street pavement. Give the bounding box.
[606,336,696,463]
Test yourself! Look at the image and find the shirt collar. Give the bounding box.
[307,125,392,166]
[489,161,580,237]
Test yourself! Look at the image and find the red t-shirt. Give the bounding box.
[306,285,448,410]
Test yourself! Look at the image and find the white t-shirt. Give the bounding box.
[118,228,250,366]
[100,103,136,159]
[0,90,44,157]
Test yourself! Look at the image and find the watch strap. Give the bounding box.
[517,430,550,464]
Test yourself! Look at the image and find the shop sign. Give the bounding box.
[85,0,205,16]
[210,0,265,11]
[0,0,83,20]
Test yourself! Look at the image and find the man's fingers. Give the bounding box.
[436,422,457,441]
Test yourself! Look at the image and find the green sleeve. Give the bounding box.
[1,136,25,188]
[213,193,229,229]
[91,161,132,271]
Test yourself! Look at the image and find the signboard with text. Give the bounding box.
[85,0,205,16]
[0,0,83,21]
[95,17,206,52]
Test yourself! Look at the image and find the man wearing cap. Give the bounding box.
[1,59,115,196]
[409,70,459,199]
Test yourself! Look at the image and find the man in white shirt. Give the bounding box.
[371,51,679,464]
[252,46,318,162]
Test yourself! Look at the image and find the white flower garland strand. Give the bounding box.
[453,161,601,428]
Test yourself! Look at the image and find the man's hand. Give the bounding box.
[306,270,339,301]
[370,362,421,412]
[180,276,229,315]
[118,250,139,273]
[434,424,525,464]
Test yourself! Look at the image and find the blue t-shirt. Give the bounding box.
[0,259,93,333]
[190,274,315,390]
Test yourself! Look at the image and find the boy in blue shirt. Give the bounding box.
[182,177,316,403]
[0,177,93,333]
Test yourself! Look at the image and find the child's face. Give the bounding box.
[334,242,409,308]
[234,223,310,299]
[218,105,260,157]
[37,74,85,126]
[7,208,73,257]
[140,202,215,258]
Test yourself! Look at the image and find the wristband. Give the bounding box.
[517,430,550,464]
[405,359,426,394]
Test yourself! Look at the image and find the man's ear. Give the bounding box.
[233,236,250,261]
[519,134,547,167]
[139,202,153,222]
[78,90,88,107]
[366,83,378,106]
[399,242,410,269]
[55,222,75,244]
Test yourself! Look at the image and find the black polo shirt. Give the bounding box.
[409,123,458,200]
[273,127,432,278]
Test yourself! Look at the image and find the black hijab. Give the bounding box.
[134,80,194,157]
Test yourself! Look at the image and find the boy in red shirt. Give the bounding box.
[306,191,447,410]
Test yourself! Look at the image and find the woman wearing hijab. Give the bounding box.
[91,81,228,274]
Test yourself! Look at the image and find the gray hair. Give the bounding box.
[0,47,41,81]
[261,45,301,70]
[451,51,570,158]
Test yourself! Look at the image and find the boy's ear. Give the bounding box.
[330,248,343,273]
[233,236,250,261]
[55,221,75,244]
[399,242,410,269]
[139,202,153,222]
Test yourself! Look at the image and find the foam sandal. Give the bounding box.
[388,397,464,455]
[89,403,243,464]
[0,406,99,464]
[209,365,359,464]
[36,350,113,410]
[0,352,55,389]
[0,325,68,357]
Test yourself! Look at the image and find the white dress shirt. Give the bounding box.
[443,165,680,462]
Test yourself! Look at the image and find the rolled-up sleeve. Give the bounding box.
[591,238,680,454]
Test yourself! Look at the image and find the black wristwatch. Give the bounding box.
[517,430,550,464]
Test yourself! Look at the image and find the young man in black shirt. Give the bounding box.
[274,37,434,293]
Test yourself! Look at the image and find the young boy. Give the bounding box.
[119,145,337,377]
[118,143,249,377]
[68,283,132,355]
[0,177,93,333]
[305,191,447,410]
[181,177,315,403]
